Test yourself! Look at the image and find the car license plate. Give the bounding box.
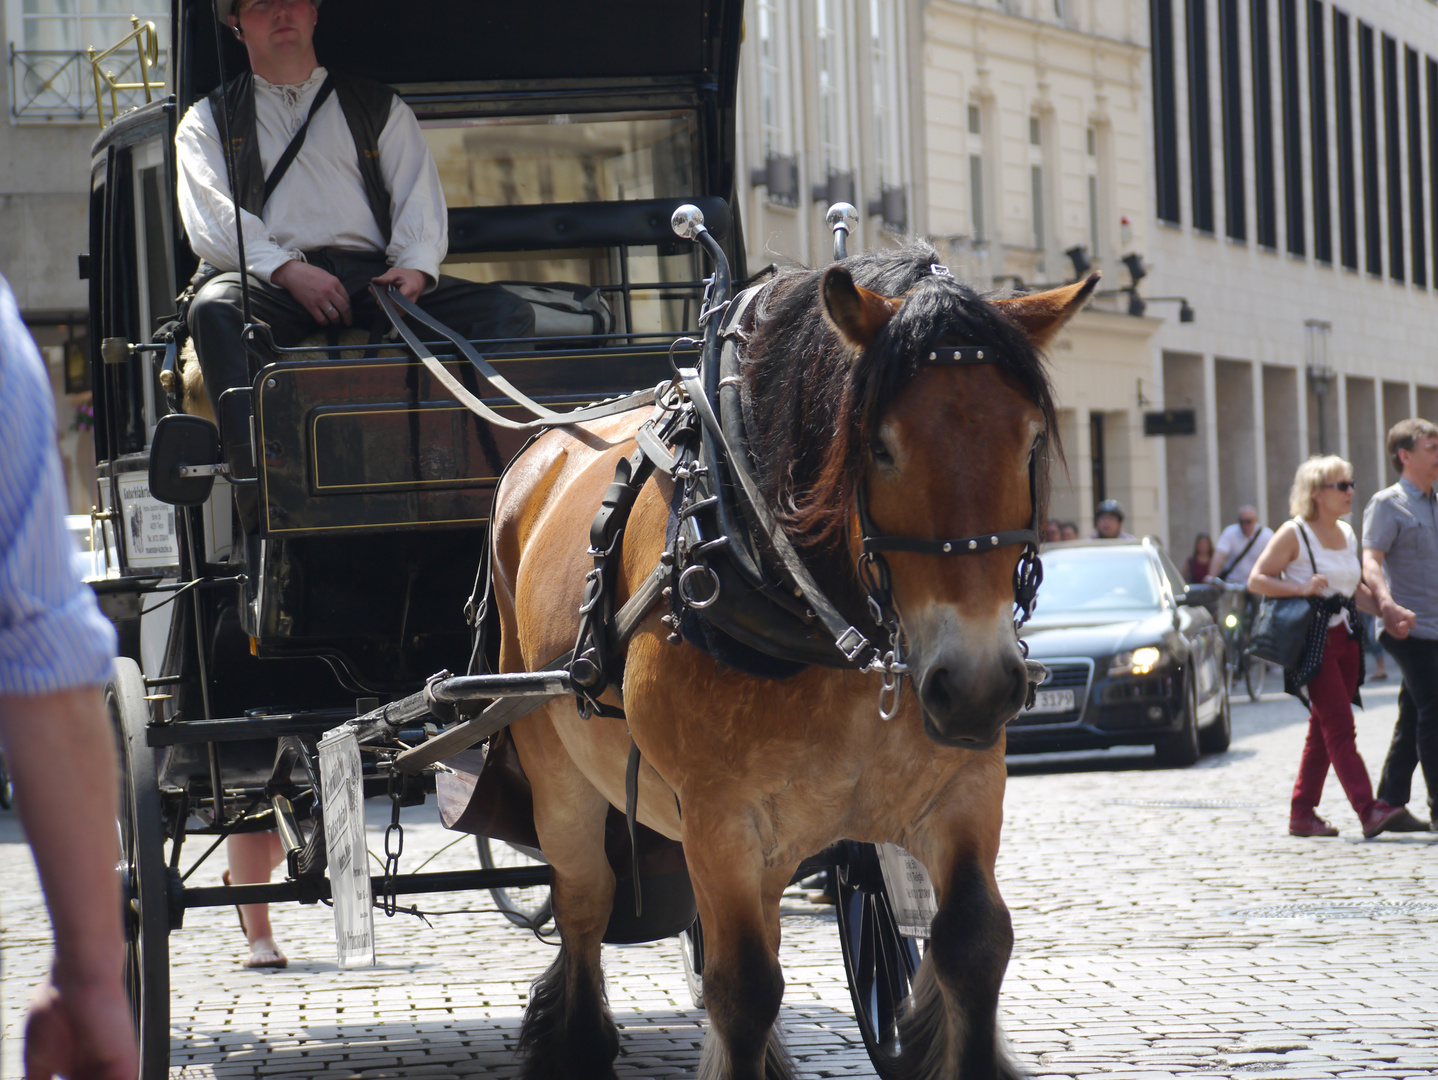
[1027,688,1074,714]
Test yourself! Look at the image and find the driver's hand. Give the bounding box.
[371,266,429,304]
[271,260,352,326]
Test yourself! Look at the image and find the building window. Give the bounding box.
[1407,46,1426,288]
[1429,58,1438,287]
[1358,22,1382,276]
[816,0,851,181]
[1220,0,1246,240]
[1335,10,1357,269]
[1383,35,1404,282]
[1187,0,1214,232]
[1279,0,1304,256]
[1087,125,1101,256]
[1252,0,1277,248]
[969,104,987,242]
[1090,412,1107,506]
[1151,0,1181,224]
[1030,116,1046,255]
[7,0,169,122]
[1308,0,1332,264]
[868,0,907,231]
[757,0,790,161]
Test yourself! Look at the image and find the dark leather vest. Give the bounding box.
[207,70,396,243]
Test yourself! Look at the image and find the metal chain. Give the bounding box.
[857,550,909,721]
[382,767,404,918]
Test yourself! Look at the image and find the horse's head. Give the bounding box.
[744,247,1095,749]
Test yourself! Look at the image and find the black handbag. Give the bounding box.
[1247,520,1320,670]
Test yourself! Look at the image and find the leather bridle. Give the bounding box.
[851,343,1046,719]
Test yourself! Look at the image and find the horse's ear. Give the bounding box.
[993,272,1101,349]
[821,266,901,351]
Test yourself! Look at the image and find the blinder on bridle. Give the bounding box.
[853,342,1046,719]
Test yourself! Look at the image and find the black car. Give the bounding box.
[1010,539,1230,765]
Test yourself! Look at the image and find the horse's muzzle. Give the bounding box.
[915,652,1028,748]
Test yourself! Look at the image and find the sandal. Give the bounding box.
[223,870,288,969]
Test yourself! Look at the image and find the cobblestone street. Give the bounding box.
[4,679,1438,1079]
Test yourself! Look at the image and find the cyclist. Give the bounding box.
[1211,506,1274,695]
[1091,499,1135,539]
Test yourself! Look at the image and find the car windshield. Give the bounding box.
[1035,548,1163,612]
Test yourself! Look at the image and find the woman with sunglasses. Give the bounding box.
[1249,456,1405,839]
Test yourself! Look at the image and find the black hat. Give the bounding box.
[216,0,321,20]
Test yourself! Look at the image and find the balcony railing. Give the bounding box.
[9,43,167,123]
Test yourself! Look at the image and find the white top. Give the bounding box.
[175,66,447,285]
[1215,521,1274,584]
[1284,519,1361,628]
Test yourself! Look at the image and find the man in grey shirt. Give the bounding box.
[1362,419,1438,830]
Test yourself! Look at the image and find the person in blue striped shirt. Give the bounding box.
[0,274,138,1080]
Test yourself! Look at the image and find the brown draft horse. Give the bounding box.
[491,245,1096,1080]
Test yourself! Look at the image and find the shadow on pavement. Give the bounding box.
[169,1004,866,1079]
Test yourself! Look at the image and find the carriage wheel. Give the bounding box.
[476,836,553,931]
[833,859,922,1079]
[679,916,705,1009]
[108,657,172,1080]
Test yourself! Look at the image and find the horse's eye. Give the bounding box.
[871,439,895,467]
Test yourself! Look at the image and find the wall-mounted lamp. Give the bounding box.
[1065,245,1091,280]
[1121,252,1147,285]
[1126,290,1146,317]
[1129,295,1196,322]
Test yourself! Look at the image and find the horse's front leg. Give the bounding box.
[511,712,620,1080]
[684,811,798,1080]
[899,763,1024,1080]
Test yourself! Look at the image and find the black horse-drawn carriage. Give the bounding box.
[85,3,936,1077]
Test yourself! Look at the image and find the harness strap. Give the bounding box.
[373,285,656,431]
[625,740,644,916]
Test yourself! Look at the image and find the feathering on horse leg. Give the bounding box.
[688,849,796,1080]
[893,860,1023,1080]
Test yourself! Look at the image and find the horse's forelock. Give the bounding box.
[742,245,1058,550]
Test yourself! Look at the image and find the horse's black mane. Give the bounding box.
[742,242,1057,549]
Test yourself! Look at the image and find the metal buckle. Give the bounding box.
[836,626,869,662]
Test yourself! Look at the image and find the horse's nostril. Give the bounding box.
[924,668,958,717]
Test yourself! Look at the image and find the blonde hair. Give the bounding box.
[1288,455,1352,520]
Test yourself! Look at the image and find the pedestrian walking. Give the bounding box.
[0,273,139,1080]
[1248,455,1405,839]
[1362,418,1438,831]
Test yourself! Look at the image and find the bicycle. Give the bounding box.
[1217,581,1268,700]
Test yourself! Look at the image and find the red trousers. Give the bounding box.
[1292,625,1376,819]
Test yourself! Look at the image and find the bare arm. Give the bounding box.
[0,687,138,1080]
[1205,549,1227,582]
[1247,522,1327,598]
[1362,547,1417,638]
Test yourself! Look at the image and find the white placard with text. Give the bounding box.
[319,726,375,968]
[876,842,939,938]
[117,473,179,569]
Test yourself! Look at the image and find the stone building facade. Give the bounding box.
[735,0,1167,541]
[1146,0,1438,552]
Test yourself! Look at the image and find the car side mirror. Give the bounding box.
[1180,582,1221,608]
[148,413,225,506]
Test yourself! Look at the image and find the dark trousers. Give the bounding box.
[1375,633,1438,818]
[187,248,535,414]
[1292,626,1376,820]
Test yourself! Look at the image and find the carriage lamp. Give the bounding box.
[1065,245,1091,279]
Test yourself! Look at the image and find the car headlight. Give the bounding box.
[1224,613,1239,628]
[1109,646,1165,676]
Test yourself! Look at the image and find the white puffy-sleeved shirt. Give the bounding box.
[175,66,446,285]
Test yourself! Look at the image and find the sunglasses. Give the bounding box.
[1321,481,1356,492]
